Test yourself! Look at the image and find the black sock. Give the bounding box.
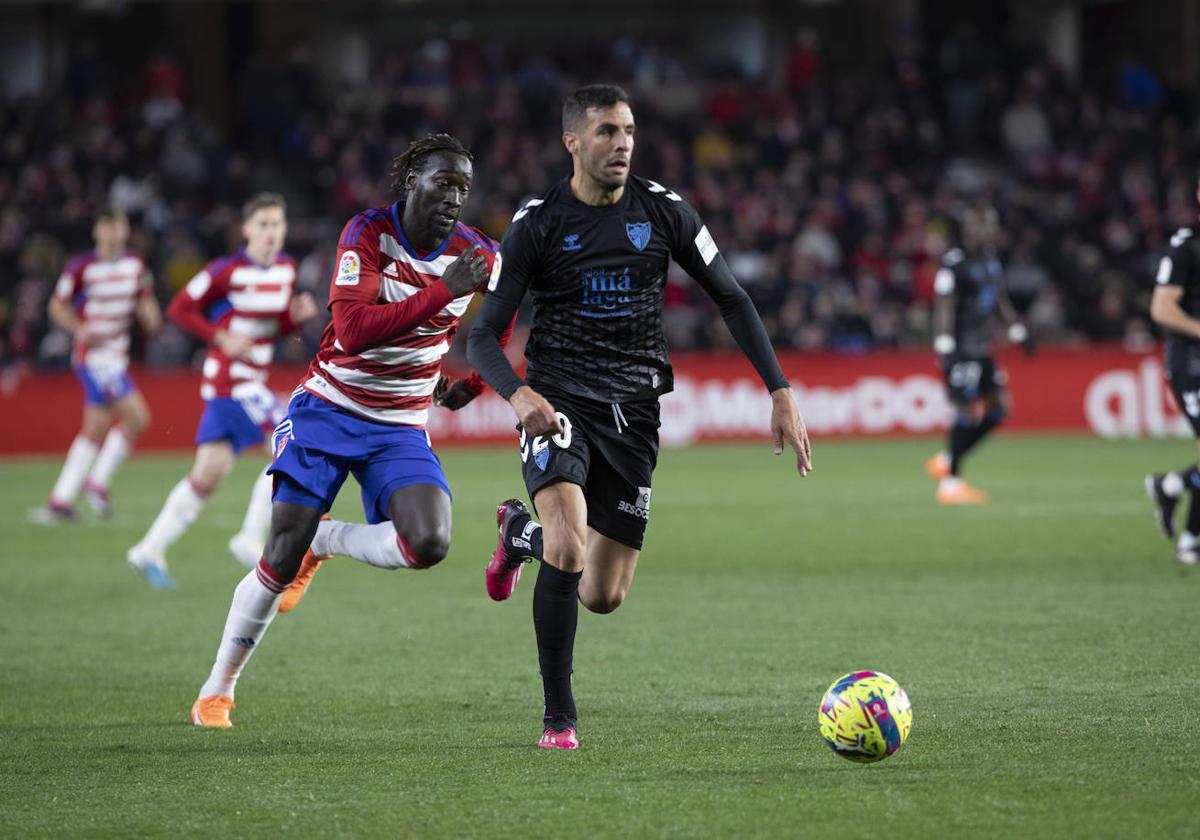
[948,419,974,476]
[506,512,544,561]
[532,561,581,722]
[1186,480,1200,537]
[949,409,1005,475]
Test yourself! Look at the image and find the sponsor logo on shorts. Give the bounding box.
[617,485,652,519]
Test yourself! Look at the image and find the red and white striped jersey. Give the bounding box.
[54,250,152,369]
[167,249,298,401]
[302,203,501,426]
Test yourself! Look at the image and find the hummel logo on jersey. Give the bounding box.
[563,233,582,252]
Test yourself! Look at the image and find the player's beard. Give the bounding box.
[589,162,628,192]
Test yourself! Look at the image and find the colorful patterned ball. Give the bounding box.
[818,671,912,763]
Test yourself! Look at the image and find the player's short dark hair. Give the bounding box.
[562,84,630,132]
[95,206,127,224]
[243,192,286,220]
[388,134,473,195]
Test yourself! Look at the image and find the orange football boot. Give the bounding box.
[925,452,951,480]
[936,479,989,505]
[190,695,234,728]
[279,515,331,614]
[279,547,329,613]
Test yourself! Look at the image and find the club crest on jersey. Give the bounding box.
[336,251,360,286]
[562,233,582,252]
[626,221,651,251]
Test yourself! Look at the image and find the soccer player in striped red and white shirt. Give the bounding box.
[127,194,317,589]
[190,135,509,727]
[38,208,162,522]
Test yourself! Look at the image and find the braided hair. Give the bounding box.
[388,134,473,195]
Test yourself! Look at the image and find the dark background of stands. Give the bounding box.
[2,0,1199,386]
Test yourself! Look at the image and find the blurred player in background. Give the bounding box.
[468,85,811,749]
[925,206,1031,505]
[126,193,317,588]
[35,208,161,522]
[1145,179,1200,564]
[189,135,508,728]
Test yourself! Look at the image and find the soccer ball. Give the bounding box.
[818,670,912,763]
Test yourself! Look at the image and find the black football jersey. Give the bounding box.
[1156,225,1200,374]
[935,248,1005,358]
[487,176,735,402]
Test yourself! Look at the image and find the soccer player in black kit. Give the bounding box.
[925,207,1031,505]
[467,85,812,749]
[1145,190,1200,565]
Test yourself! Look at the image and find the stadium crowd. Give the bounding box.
[1,28,1194,382]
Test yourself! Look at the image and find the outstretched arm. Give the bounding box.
[692,256,811,475]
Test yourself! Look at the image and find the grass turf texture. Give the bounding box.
[1,437,1198,838]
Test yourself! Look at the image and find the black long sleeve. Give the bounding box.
[467,282,526,400]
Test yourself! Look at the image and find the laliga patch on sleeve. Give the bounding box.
[487,252,503,291]
[185,271,212,299]
[54,272,74,298]
[336,250,360,286]
[694,225,718,266]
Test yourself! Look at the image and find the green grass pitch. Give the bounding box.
[1,437,1198,837]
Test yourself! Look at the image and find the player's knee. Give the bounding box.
[126,405,150,438]
[582,589,626,614]
[262,532,307,582]
[545,530,586,571]
[403,526,451,570]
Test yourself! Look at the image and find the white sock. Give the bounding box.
[86,428,132,491]
[312,520,417,569]
[50,435,99,506]
[939,476,963,491]
[198,563,285,700]
[1163,472,1186,498]
[138,477,207,555]
[234,468,274,546]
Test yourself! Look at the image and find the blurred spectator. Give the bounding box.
[0,26,1193,378]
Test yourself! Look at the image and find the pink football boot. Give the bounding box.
[486,499,536,601]
[538,718,579,750]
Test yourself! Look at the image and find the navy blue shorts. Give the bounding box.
[269,390,450,524]
[75,363,135,407]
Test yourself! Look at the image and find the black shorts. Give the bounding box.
[1167,367,1200,436]
[943,356,1006,403]
[517,386,660,550]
